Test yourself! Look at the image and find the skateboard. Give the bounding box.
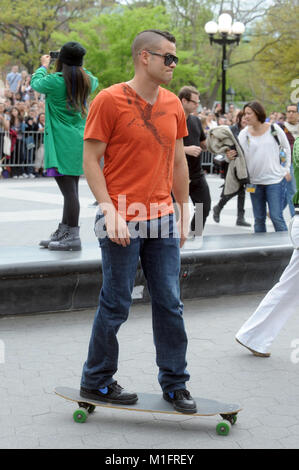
[54,386,242,436]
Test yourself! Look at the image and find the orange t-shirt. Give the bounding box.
[84,83,188,221]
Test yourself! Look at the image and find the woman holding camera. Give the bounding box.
[31,42,98,250]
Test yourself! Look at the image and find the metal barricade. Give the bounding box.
[201,150,214,173]
[0,130,214,175]
[0,130,44,177]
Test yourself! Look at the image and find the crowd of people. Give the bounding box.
[0,65,46,178]
[197,101,299,233]
[198,103,297,132]
[1,66,299,235]
[198,102,242,130]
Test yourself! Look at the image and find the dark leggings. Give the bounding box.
[55,175,80,227]
[218,185,246,218]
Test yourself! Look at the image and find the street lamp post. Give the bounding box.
[205,14,245,114]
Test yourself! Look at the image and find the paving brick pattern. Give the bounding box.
[1,293,299,449]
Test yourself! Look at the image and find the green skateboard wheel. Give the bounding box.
[216,420,231,436]
[73,408,88,423]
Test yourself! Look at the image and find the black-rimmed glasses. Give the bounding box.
[146,50,179,66]
[188,99,200,105]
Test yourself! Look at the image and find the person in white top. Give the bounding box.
[228,101,291,232]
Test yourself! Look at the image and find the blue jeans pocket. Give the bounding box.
[94,211,107,242]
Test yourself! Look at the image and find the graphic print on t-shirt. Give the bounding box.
[122,84,172,184]
[83,83,188,220]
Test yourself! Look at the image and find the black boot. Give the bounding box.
[236,217,251,227]
[39,223,68,248]
[48,226,81,251]
[213,205,221,223]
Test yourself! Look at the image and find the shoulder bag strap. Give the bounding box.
[270,123,281,147]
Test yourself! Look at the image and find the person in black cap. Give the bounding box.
[31,42,98,251]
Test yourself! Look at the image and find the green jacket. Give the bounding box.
[31,67,98,175]
[293,137,299,206]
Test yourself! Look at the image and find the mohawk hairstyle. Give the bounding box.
[131,29,176,62]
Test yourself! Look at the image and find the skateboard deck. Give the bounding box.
[55,386,242,436]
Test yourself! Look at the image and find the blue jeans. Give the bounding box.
[250,179,287,232]
[283,164,296,217]
[81,213,190,393]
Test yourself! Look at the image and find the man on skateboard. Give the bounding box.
[80,29,197,414]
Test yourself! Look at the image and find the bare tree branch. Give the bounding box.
[229,36,282,68]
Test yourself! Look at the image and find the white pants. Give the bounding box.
[236,215,299,354]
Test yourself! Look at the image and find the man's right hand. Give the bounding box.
[185,145,202,157]
[40,55,51,68]
[104,207,131,247]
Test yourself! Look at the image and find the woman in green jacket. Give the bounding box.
[31,41,98,251]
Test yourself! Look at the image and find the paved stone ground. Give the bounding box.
[1,293,299,450]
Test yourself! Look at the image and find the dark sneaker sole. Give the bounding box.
[48,245,82,251]
[39,241,50,248]
[236,222,251,227]
[80,389,138,405]
[173,405,197,414]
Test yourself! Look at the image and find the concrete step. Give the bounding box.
[0,232,292,316]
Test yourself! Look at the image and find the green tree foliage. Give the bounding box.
[160,0,217,95]
[52,5,199,93]
[0,0,95,73]
[254,0,299,105]
[227,0,299,109]
[1,0,298,110]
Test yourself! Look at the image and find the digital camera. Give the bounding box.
[50,51,60,60]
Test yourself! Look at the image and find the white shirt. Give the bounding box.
[207,120,217,129]
[238,123,291,185]
[6,72,21,93]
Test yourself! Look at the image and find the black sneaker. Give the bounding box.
[80,381,138,405]
[163,389,197,414]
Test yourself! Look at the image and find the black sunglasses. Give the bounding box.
[146,50,179,66]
